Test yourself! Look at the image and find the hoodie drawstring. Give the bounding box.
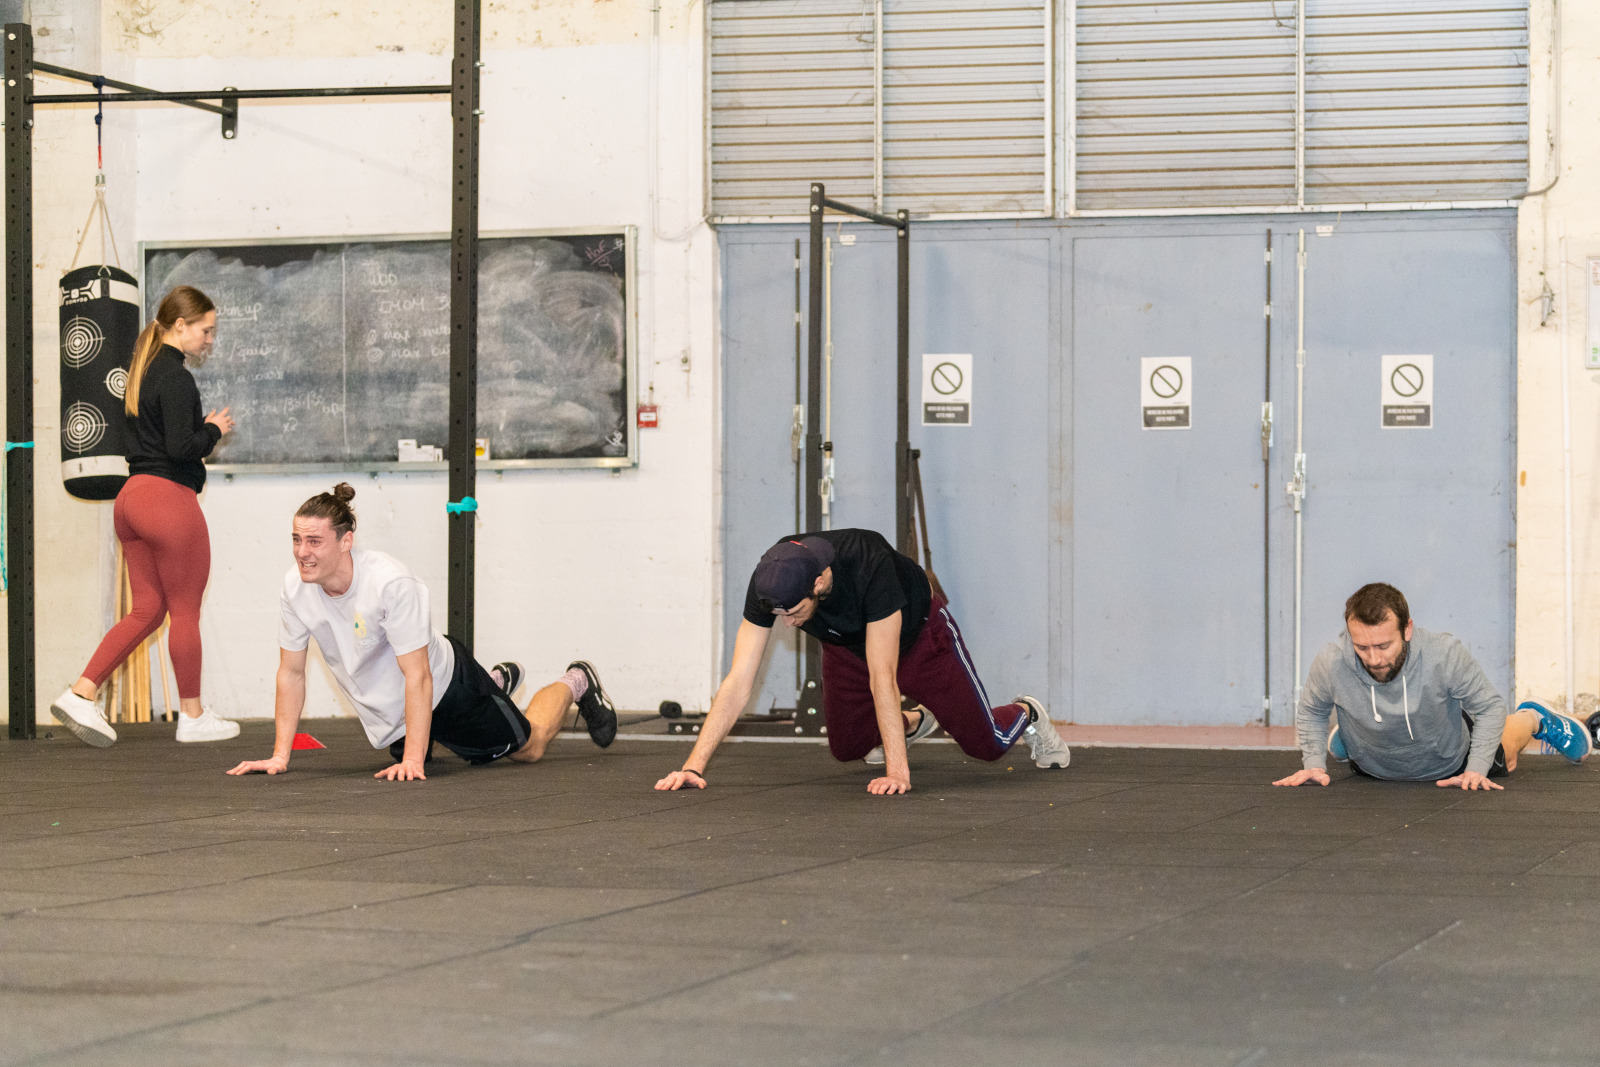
[1369,678,1415,739]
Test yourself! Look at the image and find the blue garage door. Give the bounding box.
[1065,213,1514,725]
[723,211,1514,726]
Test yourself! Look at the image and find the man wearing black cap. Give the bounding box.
[655,528,1071,796]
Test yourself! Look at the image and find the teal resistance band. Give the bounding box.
[0,442,33,592]
[445,496,478,514]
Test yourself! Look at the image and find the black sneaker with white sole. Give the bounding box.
[568,660,617,748]
[490,661,523,697]
[388,739,436,764]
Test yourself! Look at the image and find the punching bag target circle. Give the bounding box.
[63,401,109,453]
[61,316,105,368]
[59,265,139,501]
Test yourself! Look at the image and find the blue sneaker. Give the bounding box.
[1328,723,1349,762]
[1518,701,1593,764]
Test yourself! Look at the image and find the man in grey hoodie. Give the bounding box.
[1274,583,1591,791]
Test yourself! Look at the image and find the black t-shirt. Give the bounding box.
[743,528,932,658]
[125,346,222,493]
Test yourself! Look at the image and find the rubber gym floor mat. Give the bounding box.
[3,717,1597,1067]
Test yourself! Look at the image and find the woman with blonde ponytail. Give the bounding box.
[50,285,239,747]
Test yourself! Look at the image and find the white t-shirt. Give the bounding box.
[279,549,455,749]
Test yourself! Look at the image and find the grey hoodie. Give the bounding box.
[1297,625,1506,780]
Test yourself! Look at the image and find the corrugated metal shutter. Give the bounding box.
[1304,0,1529,204]
[883,0,1049,216]
[709,0,878,219]
[709,0,1049,219]
[1074,1,1299,211]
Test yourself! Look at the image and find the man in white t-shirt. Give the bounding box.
[227,484,617,781]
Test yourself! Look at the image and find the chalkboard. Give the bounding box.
[140,229,635,469]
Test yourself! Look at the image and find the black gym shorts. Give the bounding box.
[403,635,531,765]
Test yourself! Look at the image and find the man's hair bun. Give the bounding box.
[295,483,358,537]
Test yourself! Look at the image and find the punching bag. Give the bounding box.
[59,265,139,500]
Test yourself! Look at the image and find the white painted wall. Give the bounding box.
[1515,1,1600,718]
[10,0,718,724]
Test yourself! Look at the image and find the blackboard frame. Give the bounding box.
[138,226,639,473]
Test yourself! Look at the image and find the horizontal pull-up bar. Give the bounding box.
[29,84,450,105]
[811,186,906,230]
[33,61,228,116]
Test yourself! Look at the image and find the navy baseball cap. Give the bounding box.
[752,536,836,611]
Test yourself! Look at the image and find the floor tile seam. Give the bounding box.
[2,834,264,877]
[835,951,1099,1066]
[975,860,1330,952]
[1512,838,1587,877]
[1370,916,1465,973]
[482,839,998,945]
[2,811,298,843]
[7,818,487,849]
[57,1037,518,1067]
[3,928,582,1067]
[255,882,475,928]
[586,946,806,1020]
[6,969,439,1067]
[641,820,831,852]
[1230,809,1435,900]
[388,773,846,841]
[9,875,833,1063]
[2,828,534,919]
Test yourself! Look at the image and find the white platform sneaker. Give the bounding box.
[175,707,241,743]
[49,689,117,747]
[1017,695,1070,769]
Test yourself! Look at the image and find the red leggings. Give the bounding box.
[81,474,210,698]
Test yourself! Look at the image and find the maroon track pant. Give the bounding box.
[82,474,210,698]
[821,596,1029,763]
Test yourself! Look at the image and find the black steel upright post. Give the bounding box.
[894,210,911,554]
[447,0,480,649]
[6,25,34,739]
[805,185,825,535]
[798,183,827,733]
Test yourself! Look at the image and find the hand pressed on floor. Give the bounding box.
[1272,768,1331,787]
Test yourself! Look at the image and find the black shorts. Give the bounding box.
[404,635,530,765]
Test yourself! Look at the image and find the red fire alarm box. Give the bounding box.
[637,403,660,428]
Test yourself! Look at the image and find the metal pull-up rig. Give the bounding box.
[5,3,484,739]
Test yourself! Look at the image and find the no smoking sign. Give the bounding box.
[1140,356,1192,430]
[922,353,972,426]
[1380,354,1433,429]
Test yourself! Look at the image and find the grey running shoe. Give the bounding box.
[864,706,939,765]
[1017,695,1070,769]
[569,660,617,748]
